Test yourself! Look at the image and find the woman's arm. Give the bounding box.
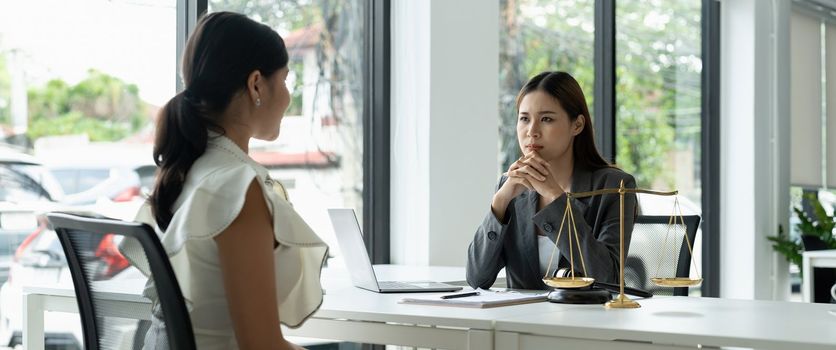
[215,179,303,350]
[466,176,520,289]
[466,208,511,289]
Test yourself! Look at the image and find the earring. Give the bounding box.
[255,98,261,107]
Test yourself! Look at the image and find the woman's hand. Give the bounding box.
[514,151,564,204]
[492,155,538,221]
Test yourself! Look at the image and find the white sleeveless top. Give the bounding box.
[126,134,329,349]
[538,235,559,277]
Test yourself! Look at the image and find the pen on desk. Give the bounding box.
[440,291,480,299]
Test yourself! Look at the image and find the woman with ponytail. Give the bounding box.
[139,12,327,350]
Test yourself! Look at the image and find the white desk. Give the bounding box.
[494,296,836,350]
[802,249,836,302]
[22,265,836,350]
[22,265,520,350]
[281,265,523,350]
[23,279,151,350]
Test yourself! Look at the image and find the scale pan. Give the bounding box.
[651,277,702,287]
[542,277,595,288]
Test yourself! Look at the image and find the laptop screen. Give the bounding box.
[327,208,380,291]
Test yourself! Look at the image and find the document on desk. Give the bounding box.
[399,289,548,308]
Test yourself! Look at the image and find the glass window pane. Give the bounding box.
[615,0,703,292]
[616,1,702,202]
[208,1,366,265]
[0,3,177,248]
[0,0,173,207]
[0,1,176,347]
[499,0,595,172]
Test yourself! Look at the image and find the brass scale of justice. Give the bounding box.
[541,180,702,308]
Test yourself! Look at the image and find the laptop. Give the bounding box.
[328,208,463,293]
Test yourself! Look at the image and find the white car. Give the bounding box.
[0,146,65,283]
[0,211,145,349]
[36,141,156,206]
[49,164,156,206]
[0,145,146,348]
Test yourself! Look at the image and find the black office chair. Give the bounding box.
[47,212,195,350]
[626,215,701,296]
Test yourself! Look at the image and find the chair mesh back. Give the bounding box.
[60,229,154,349]
[625,215,700,296]
[50,213,194,350]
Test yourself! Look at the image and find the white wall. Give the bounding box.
[391,0,499,266]
[391,0,431,265]
[720,0,791,300]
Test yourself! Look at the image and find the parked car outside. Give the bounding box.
[34,140,156,206]
[48,164,154,206]
[0,143,152,348]
[0,146,65,283]
[0,202,146,349]
[0,146,64,201]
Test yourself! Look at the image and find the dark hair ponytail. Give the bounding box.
[150,12,289,230]
[515,71,612,170]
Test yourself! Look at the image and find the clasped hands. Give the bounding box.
[500,152,564,204]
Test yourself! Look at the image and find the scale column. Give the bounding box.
[605,179,640,309]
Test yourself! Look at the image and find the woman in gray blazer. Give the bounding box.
[467,71,637,290]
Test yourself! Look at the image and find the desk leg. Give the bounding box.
[23,293,46,350]
[494,331,519,350]
[803,255,813,302]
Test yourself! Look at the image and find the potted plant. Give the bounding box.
[768,193,836,277]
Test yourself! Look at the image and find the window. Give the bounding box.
[615,0,704,293]
[0,0,174,204]
[0,0,177,236]
[208,1,367,264]
[615,1,702,202]
[0,1,177,347]
[0,2,176,142]
[498,0,594,172]
[500,0,715,295]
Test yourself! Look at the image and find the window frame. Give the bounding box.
[363,0,391,264]
[186,0,391,263]
[700,0,721,298]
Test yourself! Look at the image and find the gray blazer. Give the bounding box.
[466,165,637,290]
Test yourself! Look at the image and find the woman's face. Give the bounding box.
[252,67,291,141]
[516,90,582,162]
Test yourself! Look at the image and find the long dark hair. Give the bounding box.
[150,12,289,231]
[515,71,611,170]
